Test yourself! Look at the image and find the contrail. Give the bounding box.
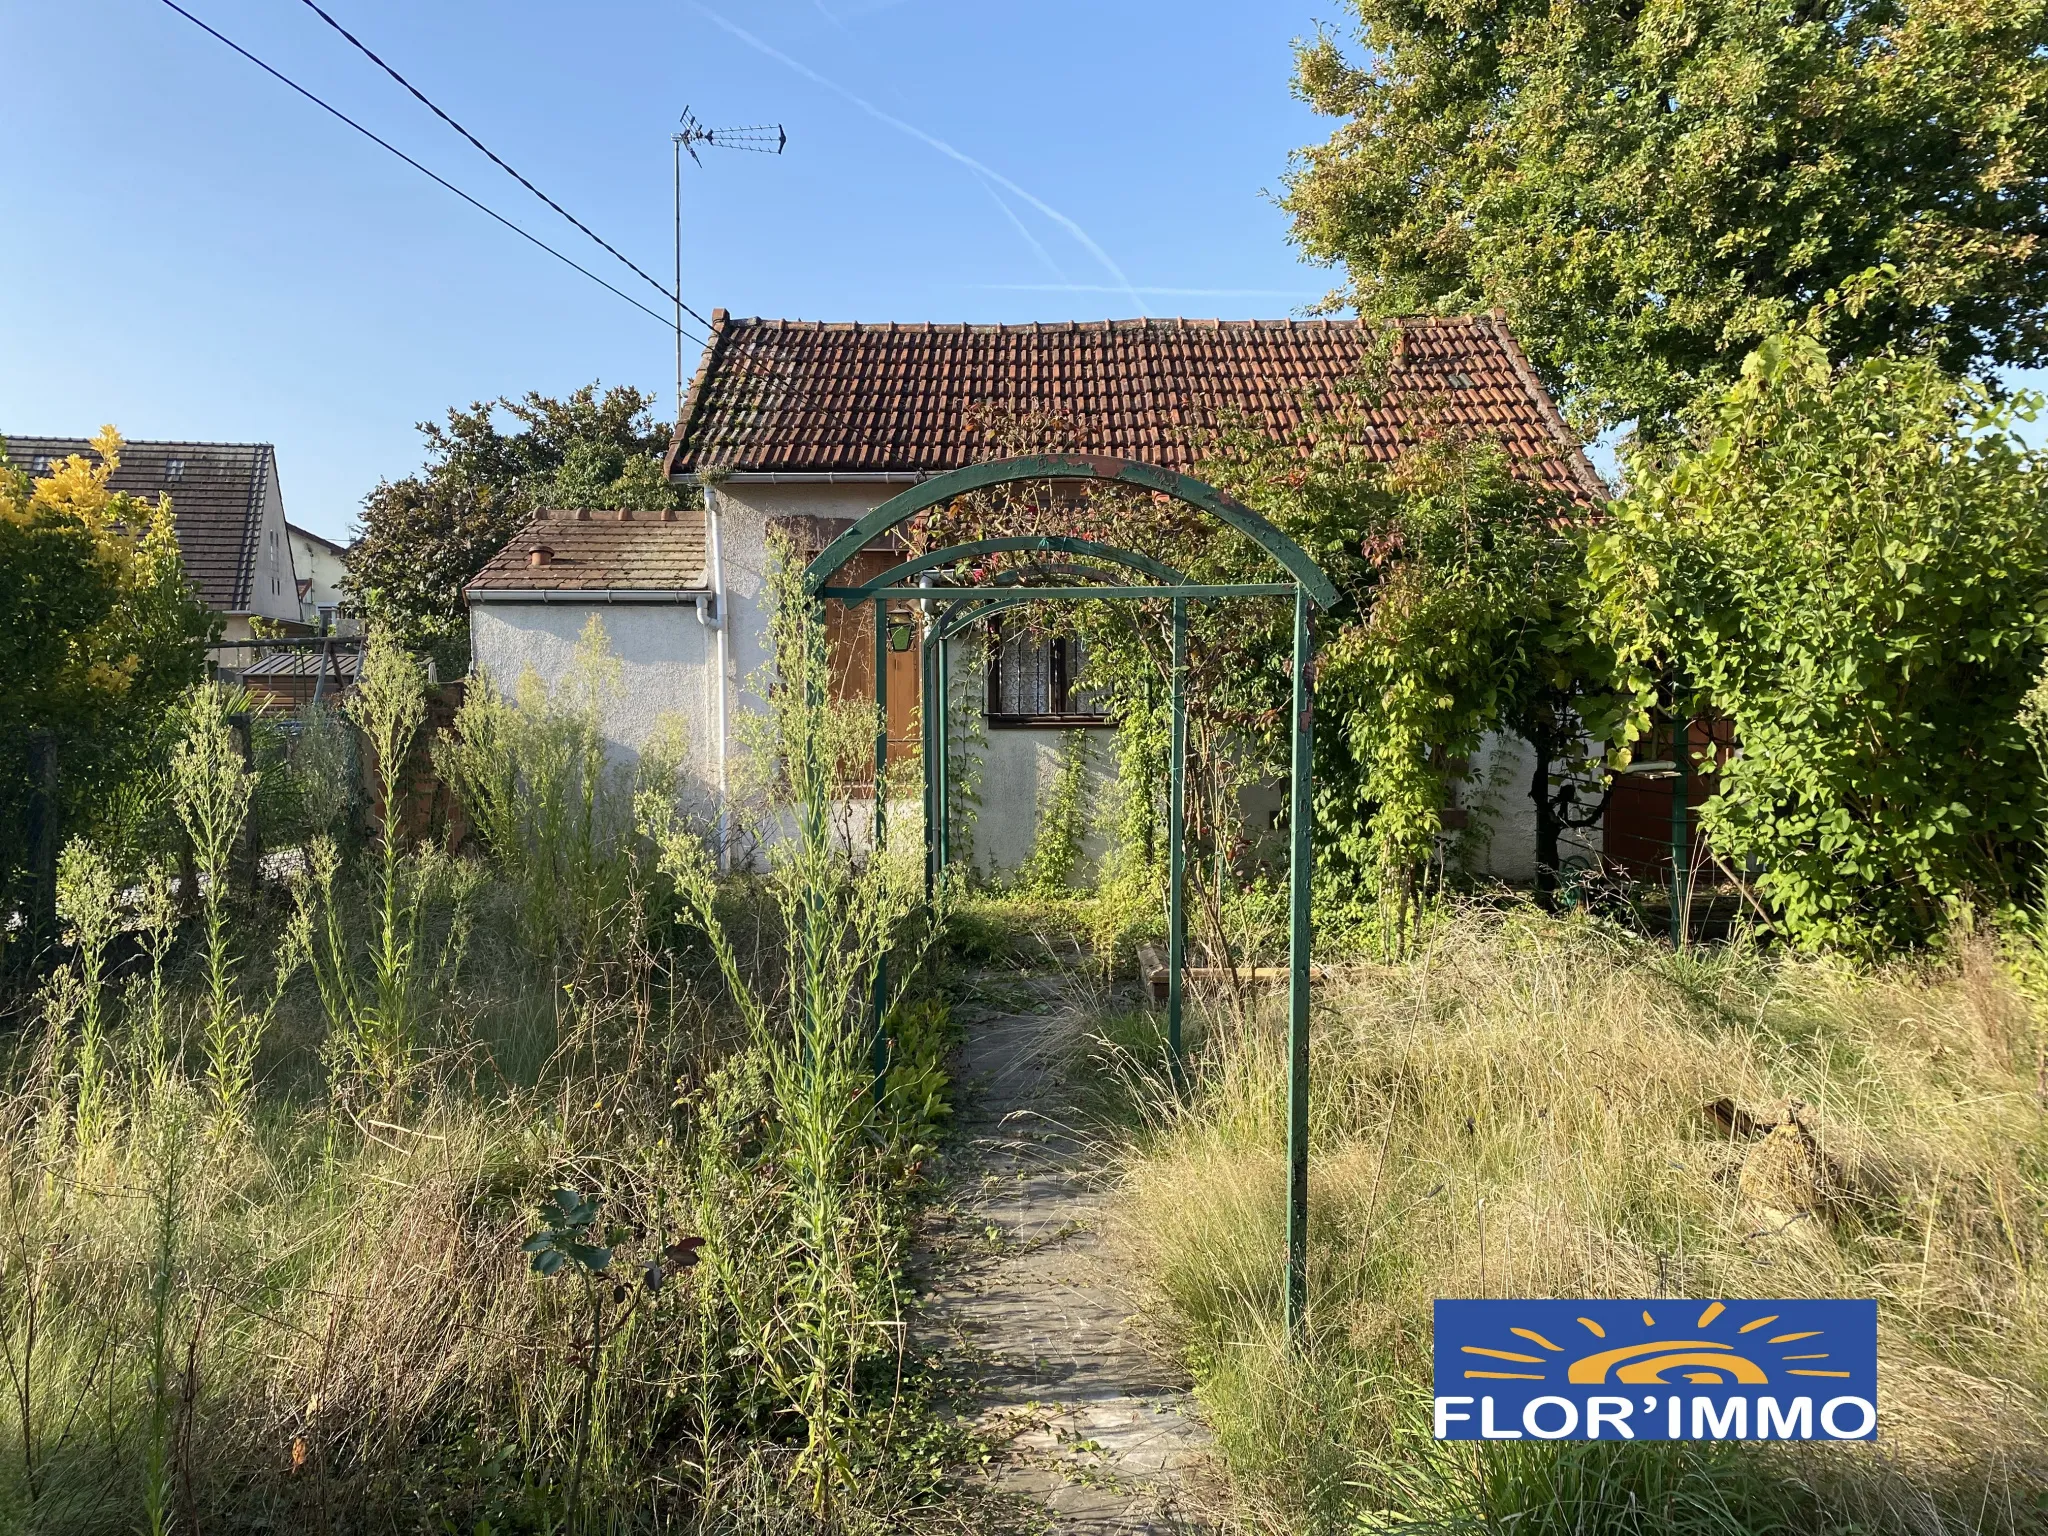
[975,175,1068,282]
[692,4,1144,314]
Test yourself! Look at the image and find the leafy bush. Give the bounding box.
[345,385,687,675]
[437,614,684,972]
[0,430,210,960]
[1591,308,2048,951]
[1013,729,1090,894]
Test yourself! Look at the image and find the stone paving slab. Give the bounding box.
[912,982,1214,1534]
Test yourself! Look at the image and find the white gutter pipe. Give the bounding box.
[702,488,731,871]
[466,588,712,605]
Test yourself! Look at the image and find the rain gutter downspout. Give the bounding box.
[701,488,731,871]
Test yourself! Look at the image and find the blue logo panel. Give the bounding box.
[1433,1299,1877,1441]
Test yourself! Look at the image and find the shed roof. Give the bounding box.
[2,435,279,612]
[465,507,708,594]
[666,312,1605,503]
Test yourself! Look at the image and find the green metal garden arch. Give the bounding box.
[803,455,1338,1330]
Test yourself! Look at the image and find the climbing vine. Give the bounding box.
[904,392,1620,952]
[1015,729,1090,894]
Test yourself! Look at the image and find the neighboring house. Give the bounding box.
[288,521,352,632]
[467,313,1607,881]
[466,503,718,788]
[3,436,304,644]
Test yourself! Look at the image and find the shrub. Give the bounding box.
[1591,302,2048,951]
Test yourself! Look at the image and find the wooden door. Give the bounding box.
[823,552,922,776]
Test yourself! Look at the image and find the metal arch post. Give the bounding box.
[1670,713,1691,950]
[785,458,1344,1352]
[1285,584,1314,1336]
[922,624,937,902]
[801,457,1342,609]
[1167,598,1187,1071]
[872,596,890,1103]
[935,632,951,876]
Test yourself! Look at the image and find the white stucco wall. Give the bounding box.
[250,457,304,627]
[960,721,1118,880]
[289,525,349,621]
[1460,729,1603,882]
[707,480,1103,878]
[478,482,1600,890]
[467,599,720,812]
[706,479,866,721]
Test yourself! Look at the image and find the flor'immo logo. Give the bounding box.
[1434,1299,1877,1442]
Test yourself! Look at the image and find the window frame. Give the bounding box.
[982,615,1113,730]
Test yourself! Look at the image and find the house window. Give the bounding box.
[985,619,1107,726]
[166,458,186,480]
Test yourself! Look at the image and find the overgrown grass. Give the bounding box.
[1112,904,2048,1533]
[0,591,989,1532]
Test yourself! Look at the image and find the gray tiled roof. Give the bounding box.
[466,507,709,592]
[1,435,275,612]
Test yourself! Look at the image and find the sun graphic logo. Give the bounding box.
[1433,1299,1877,1442]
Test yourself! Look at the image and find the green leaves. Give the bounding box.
[344,384,684,676]
[1589,325,2048,950]
[1286,0,2048,435]
[523,1187,615,1278]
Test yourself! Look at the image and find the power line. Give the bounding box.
[153,2,903,469]
[154,0,704,343]
[292,0,714,333]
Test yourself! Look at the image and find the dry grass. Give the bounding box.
[0,891,988,1535]
[1112,904,2048,1533]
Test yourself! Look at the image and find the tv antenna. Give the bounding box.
[674,108,786,425]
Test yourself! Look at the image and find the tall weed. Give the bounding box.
[438,615,683,971]
[301,629,478,1101]
[53,840,119,1150]
[170,683,306,1132]
[641,537,938,1511]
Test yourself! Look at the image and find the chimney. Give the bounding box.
[529,546,553,568]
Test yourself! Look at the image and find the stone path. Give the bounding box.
[912,974,1214,1534]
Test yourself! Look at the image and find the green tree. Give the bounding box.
[0,430,212,949]
[1284,0,2048,434]
[344,383,685,673]
[1196,423,1621,933]
[1588,312,2048,951]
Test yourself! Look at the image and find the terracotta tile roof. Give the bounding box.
[465,507,708,593]
[666,313,1605,503]
[2,435,277,612]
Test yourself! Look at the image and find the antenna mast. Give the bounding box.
[673,107,786,426]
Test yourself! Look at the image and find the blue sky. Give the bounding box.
[5,1,2038,540]
[1,0,1337,541]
